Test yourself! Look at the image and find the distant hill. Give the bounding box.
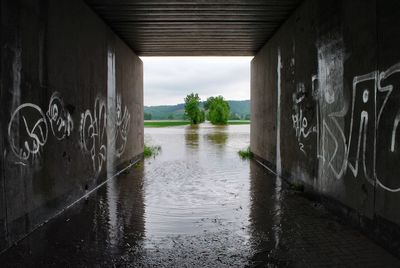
[144,100,250,120]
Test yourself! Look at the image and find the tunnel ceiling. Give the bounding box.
[85,0,302,56]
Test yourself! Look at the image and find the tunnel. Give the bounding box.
[1,0,400,265]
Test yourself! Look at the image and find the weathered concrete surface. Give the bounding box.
[251,0,400,255]
[0,0,143,252]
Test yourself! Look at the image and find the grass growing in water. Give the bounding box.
[228,120,250,125]
[238,147,253,159]
[133,162,142,169]
[144,144,161,158]
[144,121,191,127]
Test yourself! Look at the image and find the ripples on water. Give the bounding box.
[144,124,251,238]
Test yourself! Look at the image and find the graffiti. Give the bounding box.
[8,104,49,164]
[106,46,130,159]
[292,84,309,139]
[315,36,347,180]
[107,94,131,159]
[8,92,74,165]
[346,72,377,183]
[7,91,131,174]
[378,63,400,155]
[375,63,400,192]
[114,95,131,157]
[391,111,400,152]
[80,97,107,176]
[319,111,347,180]
[291,83,316,155]
[289,57,400,192]
[284,33,400,192]
[46,92,74,140]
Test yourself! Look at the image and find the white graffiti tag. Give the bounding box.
[7,92,75,165]
[80,97,107,176]
[46,92,74,140]
[291,83,317,155]
[285,34,400,193]
[114,95,131,157]
[8,104,48,164]
[315,62,400,191]
[391,110,400,152]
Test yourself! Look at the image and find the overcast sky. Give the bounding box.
[141,57,252,106]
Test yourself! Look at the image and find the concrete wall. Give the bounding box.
[0,0,143,251]
[251,0,400,252]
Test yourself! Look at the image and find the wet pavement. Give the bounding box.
[1,123,400,267]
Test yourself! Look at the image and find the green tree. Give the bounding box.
[205,96,230,125]
[184,93,203,125]
[144,112,152,120]
[199,110,205,123]
[168,114,174,120]
[204,97,214,110]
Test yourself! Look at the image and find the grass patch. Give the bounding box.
[144,144,161,158]
[238,146,253,159]
[133,162,142,169]
[144,121,191,127]
[228,120,250,125]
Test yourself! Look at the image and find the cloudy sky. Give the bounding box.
[141,57,252,106]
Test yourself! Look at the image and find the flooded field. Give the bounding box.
[1,124,399,267]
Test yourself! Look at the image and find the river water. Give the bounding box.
[143,123,252,237]
[2,123,399,267]
[127,123,285,266]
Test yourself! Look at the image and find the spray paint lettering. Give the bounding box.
[46,92,74,140]
[80,97,107,176]
[291,83,317,155]
[114,95,131,157]
[8,88,132,174]
[8,104,48,165]
[8,92,73,165]
[289,55,400,191]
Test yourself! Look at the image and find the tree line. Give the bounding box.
[184,93,230,125]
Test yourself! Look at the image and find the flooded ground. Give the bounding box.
[1,123,399,267]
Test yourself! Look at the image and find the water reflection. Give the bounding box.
[184,125,199,149]
[248,160,286,265]
[113,164,146,247]
[205,125,228,146]
[273,175,282,250]
[86,164,145,259]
